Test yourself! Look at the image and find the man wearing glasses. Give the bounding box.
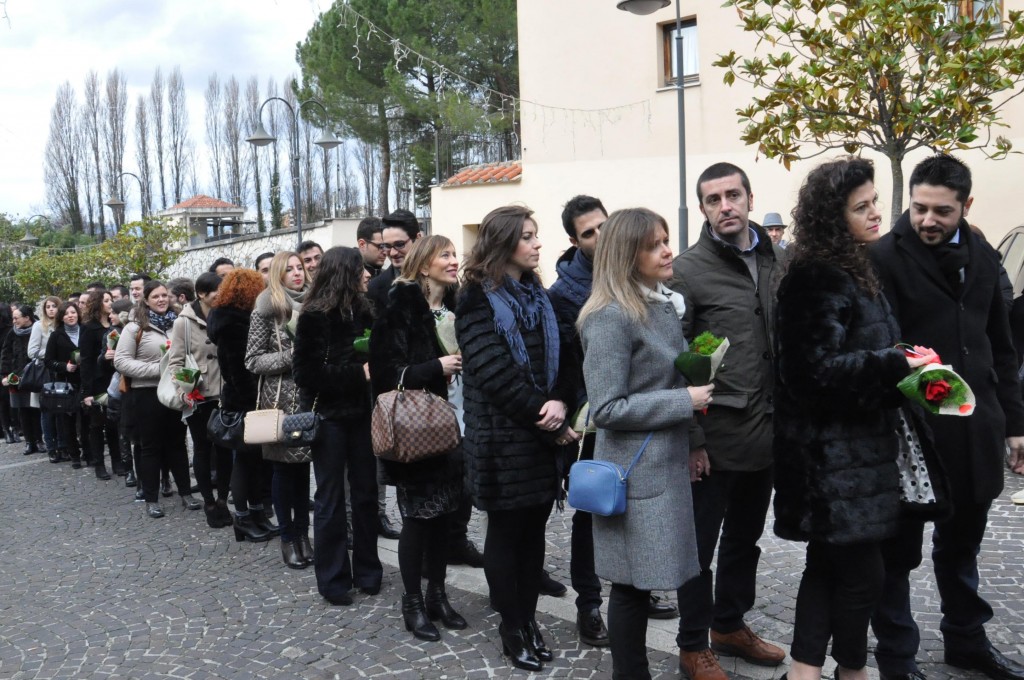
[366,209,422,312]
[356,216,387,279]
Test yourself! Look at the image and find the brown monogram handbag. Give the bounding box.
[371,368,461,463]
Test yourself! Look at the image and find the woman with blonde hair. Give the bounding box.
[369,234,467,641]
[455,205,580,671]
[30,296,63,461]
[578,208,712,679]
[246,251,309,567]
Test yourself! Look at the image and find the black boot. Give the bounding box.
[48,449,61,464]
[523,619,554,662]
[281,539,307,569]
[402,593,441,641]
[24,441,39,456]
[204,502,226,528]
[125,470,137,487]
[216,499,233,527]
[232,513,273,543]
[499,623,543,672]
[425,583,468,630]
[250,509,280,537]
[160,473,173,497]
[71,452,82,469]
[95,465,111,480]
[296,534,314,566]
[6,426,20,444]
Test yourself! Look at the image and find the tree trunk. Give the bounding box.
[888,154,905,228]
[377,103,391,216]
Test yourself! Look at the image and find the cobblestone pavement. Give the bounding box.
[1,438,1021,679]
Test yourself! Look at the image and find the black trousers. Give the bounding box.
[272,461,310,542]
[791,539,885,669]
[676,466,774,649]
[312,418,381,599]
[186,400,232,505]
[872,499,994,676]
[608,583,653,680]
[399,514,450,594]
[484,501,552,630]
[570,433,602,611]
[55,411,81,460]
[133,388,190,503]
[230,444,267,513]
[83,403,117,471]
[15,406,41,447]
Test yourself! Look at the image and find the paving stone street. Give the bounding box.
[0,438,1021,679]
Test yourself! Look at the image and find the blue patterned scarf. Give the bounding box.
[147,308,177,333]
[485,274,560,393]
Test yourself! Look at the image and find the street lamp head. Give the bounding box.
[616,0,670,14]
[247,122,277,147]
[314,129,342,151]
[19,231,39,246]
[105,197,126,210]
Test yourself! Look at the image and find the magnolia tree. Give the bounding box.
[714,0,1024,224]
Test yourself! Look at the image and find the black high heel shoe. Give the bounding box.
[425,583,468,629]
[232,513,273,543]
[296,534,314,566]
[402,593,441,641]
[499,623,543,672]
[523,619,554,662]
[281,539,307,569]
[250,509,280,537]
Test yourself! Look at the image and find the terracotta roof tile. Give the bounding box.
[167,194,243,210]
[443,161,522,187]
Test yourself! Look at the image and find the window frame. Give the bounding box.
[946,0,1003,23]
[661,18,699,87]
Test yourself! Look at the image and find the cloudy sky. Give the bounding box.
[0,0,328,221]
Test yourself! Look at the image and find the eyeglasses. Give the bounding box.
[367,241,387,251]
[381,239,410,252]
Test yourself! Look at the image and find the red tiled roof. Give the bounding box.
[443,161,522,187]
[167,194,242,210]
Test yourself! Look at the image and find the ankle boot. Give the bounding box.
[425,583,468,630]
[402,593,441,641]
[48,449,61,464]
[523,619,554,662]
[232,513,273,543]
[216,499,232,527]
[71,453,82,469]
[281,539,307,569]
[6,426,20,444]
[250,509,280,537]
[125,470,137,487]
[499,623,543,672]
[296,534,314,566]
[95,465,111,480]
[204,502,224,528]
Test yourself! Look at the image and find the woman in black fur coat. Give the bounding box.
[44,301,85,467]
[773,158,931,680]
[369,235,467,642]
[293,247,382,607]
[455,206,580,672]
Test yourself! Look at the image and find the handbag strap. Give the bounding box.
[620,432,655,481]
[576,408,591,462]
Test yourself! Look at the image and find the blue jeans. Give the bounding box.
[40,408,60,451]
[312,418,381,599]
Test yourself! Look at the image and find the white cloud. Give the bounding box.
[0,0,327,220]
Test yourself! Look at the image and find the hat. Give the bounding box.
[763,212,785,228]
[382,208,419,230]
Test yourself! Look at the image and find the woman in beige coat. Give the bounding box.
[167,271,231,529]
[245,251,312,568]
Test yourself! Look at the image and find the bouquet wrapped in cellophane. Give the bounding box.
[896,344,975,416]
[675,331,730,386]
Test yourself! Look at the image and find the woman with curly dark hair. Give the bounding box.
[206,268,275,541]
[293,247,382,606]
[79,288,118,479]
[773,157,932,680]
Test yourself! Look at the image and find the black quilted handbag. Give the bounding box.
[207,408,246,448]
[279,411,322,446]
[41,381,78,413]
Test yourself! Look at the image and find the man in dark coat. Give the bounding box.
[869,154,1024,680]
[356,216,386,279]
[366,209,422,313]
[668,162,786,680]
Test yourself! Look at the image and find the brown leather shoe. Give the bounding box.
[679,648,728,680]
[710,624,786,667]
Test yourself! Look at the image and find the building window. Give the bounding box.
[943,0,1002,25]
[662,19,699,86]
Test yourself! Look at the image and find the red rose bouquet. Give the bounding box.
[896,344,975,416]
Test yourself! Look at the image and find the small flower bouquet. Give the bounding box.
[353,329,371,356]
[675,331,730,386]
[896,345,975,416]
[570,401,596,435]
[283,312,299,341]
[173,367,204,408]
[6,373,19,391]
[435,311,459,356]
[160,339,171,354]
[106,329,120,350]
[70,350,80,365]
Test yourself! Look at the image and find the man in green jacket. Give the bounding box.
[669,162,786,680]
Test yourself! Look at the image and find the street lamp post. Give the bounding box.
[617,0,689,249]
[22,214,48,249]
[247,97,341,251]
[105,171,147,229]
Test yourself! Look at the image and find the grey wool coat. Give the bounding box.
[580,300,700,591]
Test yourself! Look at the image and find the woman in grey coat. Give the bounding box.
[579,208,713,680]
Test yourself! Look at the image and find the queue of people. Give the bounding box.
[2,153,1023,680]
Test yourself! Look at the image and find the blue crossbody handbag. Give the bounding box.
[567,413,654,517]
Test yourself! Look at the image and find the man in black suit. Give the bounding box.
[869,154,1024,680]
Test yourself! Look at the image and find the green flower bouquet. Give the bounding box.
[675,331,730,386]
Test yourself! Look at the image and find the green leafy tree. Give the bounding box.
[714,0,1024,224]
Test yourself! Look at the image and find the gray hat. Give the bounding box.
[763,212,785,228]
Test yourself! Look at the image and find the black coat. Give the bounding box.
[366,265,399,315]
[44,326,81,387]
[773,260,910,545]
[1,328,31,378]
[369,281,461,489]
[454,280,579,511]
[292,304,374,421]
[79,320,113,398]
[870,214,1024,502]
[207,306,257,413]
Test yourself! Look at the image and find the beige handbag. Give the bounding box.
[244,373,285,445]
[371,368,461,463]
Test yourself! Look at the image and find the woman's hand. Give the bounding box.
[687,384,714,410]
[0,377,8,387]
[363,363,371,381]
[906,353,934,369]
[104,348,115,360]
[554,426,581,446]
[439,355,463,377]
[536,400,567,432]
[83,396,94,407]
[689,447,711,482]
[66,362,77,373]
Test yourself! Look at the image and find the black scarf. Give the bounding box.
[929,230,970,292]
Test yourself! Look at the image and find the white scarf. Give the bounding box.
[640,282,687,320]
